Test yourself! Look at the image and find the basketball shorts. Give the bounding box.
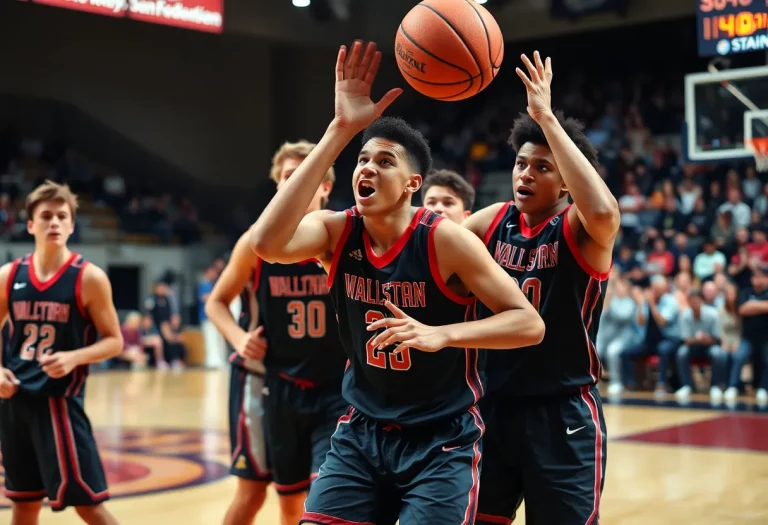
[262,375,348,495]
[476,385,607,525]
[228,366,271,482]
[301,405,484,525]
[0,392,110,511]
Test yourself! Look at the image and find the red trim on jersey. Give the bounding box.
[562,211,611,281]
[362,207,426,270]
[519,207,568,239]
[463,303,483,403]
[581,278,603,384]
[252,258,263,293]
[475,514,513,524]
[28,252,77,292]
[5,258,21,302]
[74,260,90,320]
[580,386,603,525]
[300,512,374,525]
[327,209,354,289]
[461,405,485,525]
[428,216,475,306]
[483,202,512,246]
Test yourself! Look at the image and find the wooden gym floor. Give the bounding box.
[1,369,767,524]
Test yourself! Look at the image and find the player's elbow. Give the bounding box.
[525,312,546,346]
[109,333,124,358]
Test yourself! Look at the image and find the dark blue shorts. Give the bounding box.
[301,406,484,525]
[263,375,348,495]
[476,385,607,525]
[0,392,109,511]
[228,367,271,482]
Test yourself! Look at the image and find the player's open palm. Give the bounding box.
[516,50,553,123]
[367,301,448,355]
[334,40,402,133]
[236,326,267,361]
[0,368,20,398]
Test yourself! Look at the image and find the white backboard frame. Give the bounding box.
[685,65,768,162]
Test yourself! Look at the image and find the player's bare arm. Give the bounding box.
[40,264,123,379]
[250,40,401,266]
[0,262,20,397]
[205,230,267,360]
[517,51,619,271]
[461,202,506,240]
[369,219,545,353]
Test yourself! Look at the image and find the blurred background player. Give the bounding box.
[0,181,123,525]
[421,169,475,223]
[464,52,620,525]
[249,39,545,525]
[205,141,347,525]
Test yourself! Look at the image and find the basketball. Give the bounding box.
[395,0,504,101]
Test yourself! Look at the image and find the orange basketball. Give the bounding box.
[395,0,504,101]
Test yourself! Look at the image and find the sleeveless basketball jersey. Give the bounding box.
[5,253,95,398]
[328,207,484,426]
[481,203,608,397]
[255,259,346,386]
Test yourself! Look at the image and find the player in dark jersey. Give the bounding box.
[0,181,123,524]
[462,52,620,525]
[206,140,347,525]
[421,169,476,224]
[249,40,544,525]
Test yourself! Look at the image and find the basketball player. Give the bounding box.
[463,52,620,525]
[205,141,347,525]
[249,40,545,525]
[0,181,123,525]
[421,169,475,223]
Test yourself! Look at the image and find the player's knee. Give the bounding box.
[12,500,43,518]
[235,478,268,509]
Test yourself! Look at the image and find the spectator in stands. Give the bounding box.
[619,275,680,394]
[742,166,762,202]
[645,238,675,276]
[116,312,149,369]
[687,197,713,244]
[598,273,642,396]
[674,289,727,402]
[164,314,187,370]
[141,314,166,367]
[711,210,737,250]
[753,183,768,216]
[719,187,751,228]
[726,269,768,404]
[718,284,742,357]
[145,281,174,370]
[199,265,226,368]
[0,193,13,237]
[693,240,726,282]
[672,272,693,310]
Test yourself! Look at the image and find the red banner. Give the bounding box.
[128,0,223,34]
[27,0,224,33]
[33,0,127,17]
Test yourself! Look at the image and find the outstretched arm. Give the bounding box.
[517,52,619,258]
[250,40,401,264]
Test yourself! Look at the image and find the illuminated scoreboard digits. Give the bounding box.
[698,0,768,55]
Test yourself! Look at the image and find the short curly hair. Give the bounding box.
[362,116,432,176]
[509,111,599,169]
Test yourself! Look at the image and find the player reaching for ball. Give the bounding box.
[249,40,544,525]
[463,52,619,525]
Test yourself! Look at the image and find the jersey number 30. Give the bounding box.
[512,277,542,312]
[20,324,56,362]
[365,311,411,371]
[287,300,327,339]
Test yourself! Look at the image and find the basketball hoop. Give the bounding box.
[747,137,768,172]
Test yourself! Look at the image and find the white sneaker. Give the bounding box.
[709,386,723,404]
[756,389,768,405]
[675,386,692,401]
[607,383,623,396]
[724,387,738,402]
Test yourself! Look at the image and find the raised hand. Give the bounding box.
[516,50,553,123]
[366,301,449,355]
[334,40,403,133]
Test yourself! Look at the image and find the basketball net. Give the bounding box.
[747,137,768,172]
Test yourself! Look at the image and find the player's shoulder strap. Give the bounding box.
[482,201,515,245]
[4,256,26,301]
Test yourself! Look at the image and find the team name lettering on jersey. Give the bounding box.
[343,274,426,308]
[493,241,559,271]
[12,301,71,323]
[268,274,329,297]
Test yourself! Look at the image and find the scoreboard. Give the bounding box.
[697,0,768,56]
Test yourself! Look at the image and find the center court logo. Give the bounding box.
[0,428,231,509]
